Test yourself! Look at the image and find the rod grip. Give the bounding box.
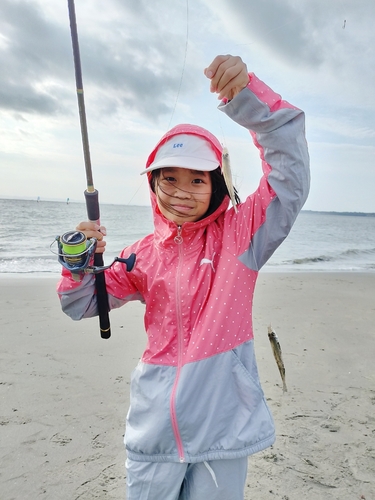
[84,189,111,339]
[85,189,100,222]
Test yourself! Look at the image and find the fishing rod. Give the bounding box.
[65,0,135,339]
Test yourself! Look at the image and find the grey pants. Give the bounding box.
[126,457,248,500]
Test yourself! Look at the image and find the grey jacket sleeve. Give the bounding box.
[219,73,310,270]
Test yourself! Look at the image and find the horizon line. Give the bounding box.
[0,196,374,215]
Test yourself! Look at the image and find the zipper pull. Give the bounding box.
[174,225,183,244]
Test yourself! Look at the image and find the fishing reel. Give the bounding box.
[52,230,136,280]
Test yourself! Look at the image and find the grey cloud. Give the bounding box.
[0,0,75,114]
[214,0,324,66]
[0,82,64,114]
[0,0,200,121]
[209,0,375,71]
[77,33,190,121]
[13,113,28,122]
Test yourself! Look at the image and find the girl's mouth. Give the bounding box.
[172,204,194,212]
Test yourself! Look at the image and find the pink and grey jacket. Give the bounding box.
[58,74,310,463]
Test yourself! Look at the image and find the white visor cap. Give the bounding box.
[140,134,220,175]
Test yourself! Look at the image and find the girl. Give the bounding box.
[58,55,310,499]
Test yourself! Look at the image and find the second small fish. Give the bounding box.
[268,325,288,392]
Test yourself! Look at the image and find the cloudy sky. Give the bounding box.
[1,0,374,211]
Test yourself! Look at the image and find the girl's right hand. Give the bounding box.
[76,221,107,254]
[204,54,249,101]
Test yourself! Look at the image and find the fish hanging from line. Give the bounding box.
[222,147,238,213]
[268,325,287,392]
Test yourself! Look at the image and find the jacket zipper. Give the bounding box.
[170,225,185,462]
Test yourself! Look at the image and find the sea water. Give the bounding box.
[0,198,374,275]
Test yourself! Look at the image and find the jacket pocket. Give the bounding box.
[230,347,264,415]
[176,346,266,456]
[125,362,177,457]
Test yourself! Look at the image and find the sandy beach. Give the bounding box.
[1,273,374,500]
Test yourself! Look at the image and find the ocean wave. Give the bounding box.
[341,247,375,257]
[291,255,333,264]
[0,256,59,274]
[291,247,375,265]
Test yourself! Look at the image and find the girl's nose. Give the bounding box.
[174,184,192,198]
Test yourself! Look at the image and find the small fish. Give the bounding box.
[268,325,287,392]
[222,147,238,213]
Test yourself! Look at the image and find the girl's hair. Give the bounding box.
[206,167,241,217]
[150,167,240,219]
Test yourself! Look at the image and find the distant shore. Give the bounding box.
[303,209,375,217]
[1,273,374,499]
[1,197,374,217]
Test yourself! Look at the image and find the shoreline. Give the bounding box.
[1,268,375,280]
[1,273,374,499]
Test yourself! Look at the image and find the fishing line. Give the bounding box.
[212,54,260,269]
[216,106,260,268]
[126,179,147,206]
[217,108,227,148]
[338,0,347,28]
[166,0,189,131]
[125,0,190,206]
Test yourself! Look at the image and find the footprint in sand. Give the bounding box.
[50,433,72,446]
[321,423,340,432]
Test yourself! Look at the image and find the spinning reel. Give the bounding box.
[52,230,136,280]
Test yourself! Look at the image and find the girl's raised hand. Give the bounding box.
[76,221,107,254]
[204,55,249,101]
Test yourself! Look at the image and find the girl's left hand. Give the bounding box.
[204,55,249,101]
[75,221,107,254]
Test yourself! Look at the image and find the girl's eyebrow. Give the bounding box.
[162,167,207,176]
[162,167,178,173]
[190,170,206,175]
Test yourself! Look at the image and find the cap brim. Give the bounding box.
[140,156,220,175]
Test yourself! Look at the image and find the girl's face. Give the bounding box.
[155,167,212,224]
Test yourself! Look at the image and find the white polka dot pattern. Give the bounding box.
[247,73,299,112]
[100,176,275,366]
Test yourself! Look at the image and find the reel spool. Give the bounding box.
[52,230,136,278]
[56,230,97,276]
[60,231,91,267]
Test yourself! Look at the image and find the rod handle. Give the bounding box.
[84,189,111,339]
[94,254,111,339]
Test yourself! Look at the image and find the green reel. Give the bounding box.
[56,230,96,272]
[53,230,136,276]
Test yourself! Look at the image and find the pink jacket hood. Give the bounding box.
[145,123,229,246]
